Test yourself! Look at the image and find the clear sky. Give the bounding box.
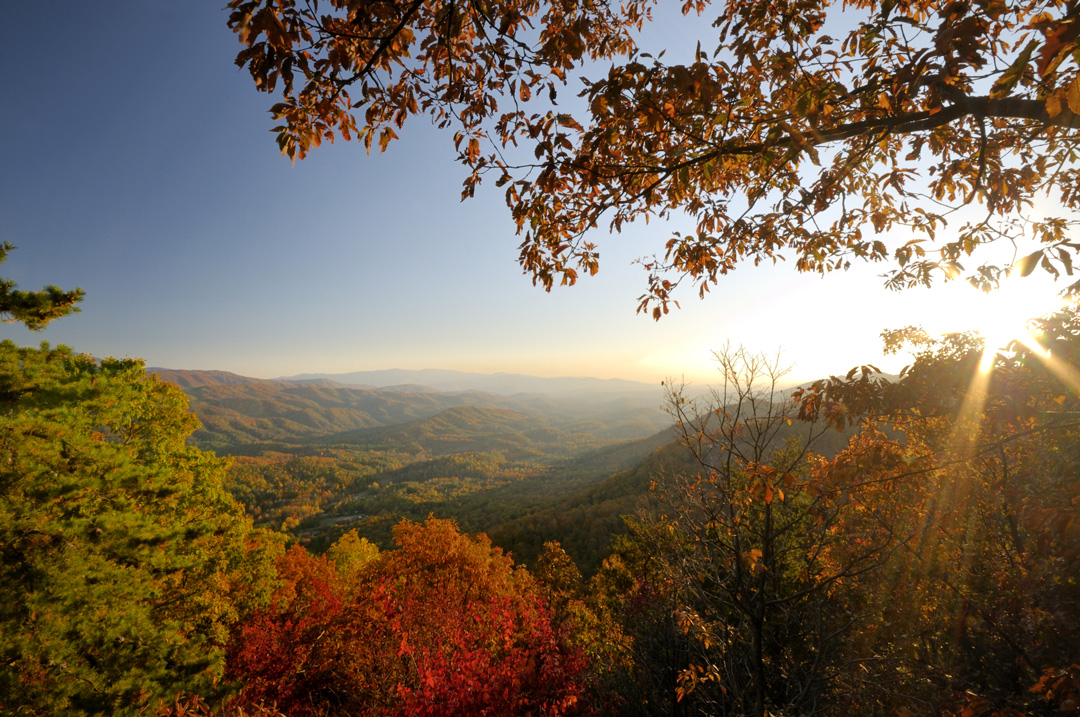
[0,2,1068,387]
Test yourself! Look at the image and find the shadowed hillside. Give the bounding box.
[316,405,595,460]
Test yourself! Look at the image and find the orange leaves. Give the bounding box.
[231,0,1080,311]
[228,518,586,716]
[743,547,764,571]
[762,482,784,504]
[1037,7,1080,78]
[228,0,647,174]
[1044,71,1080,132]
[554,113,582,132]
[1028,665,1080,712]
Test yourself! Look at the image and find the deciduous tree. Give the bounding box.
[230,0,1080,313]
[228,517,588,716]
[793,310,1080,713]
[633,348,908,716]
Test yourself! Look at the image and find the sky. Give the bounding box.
[0,2,1069,388]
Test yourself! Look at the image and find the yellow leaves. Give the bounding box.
[990,39,1037,99]
[1017,249,1043,277]
[1044,74,1080,121]
[1069,76,1080,116]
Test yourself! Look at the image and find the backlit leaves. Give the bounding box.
[233,0,1080,312]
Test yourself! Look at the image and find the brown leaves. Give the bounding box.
[231,0,1080,311]
[990,39,1038,99]
[1038,6,1080,77]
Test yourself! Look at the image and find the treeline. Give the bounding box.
[3,312,1080,714]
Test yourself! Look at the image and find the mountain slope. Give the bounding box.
[149,370,529,450]
[152,368,667,451]
[316,405,594,460]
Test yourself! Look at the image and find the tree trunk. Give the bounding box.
[752,611,765,717]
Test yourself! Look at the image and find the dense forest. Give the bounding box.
[4,322,1079,715]
[147,369,672,571]
[7,0,1080,713]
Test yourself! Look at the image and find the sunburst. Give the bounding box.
[949,278,1061,373]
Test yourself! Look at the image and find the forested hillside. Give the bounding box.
[151,369,667,450]
[10,327,1080,716]
[148,368,673,570]
[8,0,1080,712]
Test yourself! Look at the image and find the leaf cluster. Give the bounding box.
[0,342,280,715]
[232,0,1080,314]
[0,243,83,331]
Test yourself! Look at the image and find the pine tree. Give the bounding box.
[0,341,279,715]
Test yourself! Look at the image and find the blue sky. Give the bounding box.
[1,2,1065,386]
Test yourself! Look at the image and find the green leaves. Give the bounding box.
[0,342,274,715]
[0,243,84,330]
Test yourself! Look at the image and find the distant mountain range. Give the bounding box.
[146,368,669,452]
[279,368,660,397]
[145,366,855,575]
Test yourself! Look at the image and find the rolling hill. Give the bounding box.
[150,368,668,451]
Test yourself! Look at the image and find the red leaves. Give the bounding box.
[227,518,586,716]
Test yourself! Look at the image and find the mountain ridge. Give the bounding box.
[147,367,668,452]
[278,367,659,397]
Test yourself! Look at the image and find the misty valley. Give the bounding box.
[151,367,679,572]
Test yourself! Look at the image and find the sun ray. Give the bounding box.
[962,276,1066,376]
[953,360,992,456]
[1029,347,1080,396]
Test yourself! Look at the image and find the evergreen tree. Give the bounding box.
[0,243,83,330]
[0,341,278,715]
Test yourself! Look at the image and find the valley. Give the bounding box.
[152,367,680,573]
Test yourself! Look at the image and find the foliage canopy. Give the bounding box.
[228,517,587,716]
[0,342,277,715]
[231,0,1080,315]
[0,243,83,330]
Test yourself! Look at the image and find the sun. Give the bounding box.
[951,279,1061,372]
